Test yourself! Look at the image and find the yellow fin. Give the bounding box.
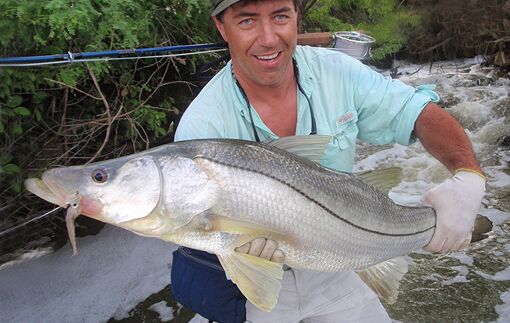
[356,257,408,304]
[356,167,402,193]
[265,135,332,163]
[210,216,284,238]
[218,251,284,312]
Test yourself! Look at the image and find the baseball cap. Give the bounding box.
[211,0,241,16]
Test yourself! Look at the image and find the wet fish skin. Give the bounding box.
[25,137,439,310]
[156,139,436,270]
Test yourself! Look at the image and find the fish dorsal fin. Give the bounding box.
[218,251,284,312]
[356,257,408,304]
[356,167,402,193]
[265,135,332,163]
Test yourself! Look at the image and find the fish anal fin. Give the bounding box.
[218,251,284,312]
[356,257,408,304]
[356,167,402,193]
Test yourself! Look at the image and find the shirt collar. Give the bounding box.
[293,46,315,98]
[294,47,316,135]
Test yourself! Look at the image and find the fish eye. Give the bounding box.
[91,168,109,183]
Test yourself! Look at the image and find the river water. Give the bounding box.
[357,57,510,322]
[0,57,509,322]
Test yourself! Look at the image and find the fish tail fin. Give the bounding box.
[356,257,408,304]
[218,251,284,312]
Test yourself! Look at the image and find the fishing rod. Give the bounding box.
[0,32,341,68]
[0,43,227,67]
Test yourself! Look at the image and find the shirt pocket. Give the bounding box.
[320,114,359,172]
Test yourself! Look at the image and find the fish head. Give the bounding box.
[25,155,161,224]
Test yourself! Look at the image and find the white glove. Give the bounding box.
[235,238,285,263]
[422,170,486,253]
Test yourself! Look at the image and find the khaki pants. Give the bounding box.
[190,269,391,323]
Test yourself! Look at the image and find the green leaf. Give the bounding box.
[11,181,22,193]
[6,96,23,108]
[11,123,22,136]
[14,106,31,116]
[3,109,15,117]
[0,122,4,134]
[4,163,20,174]
[0,154,13,164]
[32,92,48,104]
[35,109,42,122]
[59,69,78,87]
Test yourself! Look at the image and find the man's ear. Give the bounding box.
[212,16,228,42]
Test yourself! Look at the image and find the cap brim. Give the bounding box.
[211,0,240,16]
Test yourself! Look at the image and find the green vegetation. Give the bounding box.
[302,0,420,60]
[0,0,215,203]
[0,0,507,217]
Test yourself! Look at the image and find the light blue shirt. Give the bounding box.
[175,46,439,172]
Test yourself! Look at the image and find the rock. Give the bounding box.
[494,51,510,67]
[499,135,510,147]
[452,74,496,87]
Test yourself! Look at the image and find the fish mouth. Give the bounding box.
[25,176,82,255]
[26,170,86,207]
[25,177,70,207]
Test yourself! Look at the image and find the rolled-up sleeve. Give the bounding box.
[392,84,440,145]
[351,61,440,146]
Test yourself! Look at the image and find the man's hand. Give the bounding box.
[422,170,486,253]
[235,238,285,263]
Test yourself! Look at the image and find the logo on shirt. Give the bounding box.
[336,112,354,125]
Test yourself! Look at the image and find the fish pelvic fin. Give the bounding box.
[356,167,402,194]
[218,251,284,312]
[356,257,408,304]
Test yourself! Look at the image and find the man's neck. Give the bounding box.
[232,62,296,104]
[232,61,298,137]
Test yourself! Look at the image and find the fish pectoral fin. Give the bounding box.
[356,257,408,304]
[218,251,284,312]
[209,215,284,239]
[356,167,402,194]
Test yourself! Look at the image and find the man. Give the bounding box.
[171,0,486,322]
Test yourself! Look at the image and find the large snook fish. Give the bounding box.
[25,136,490,311]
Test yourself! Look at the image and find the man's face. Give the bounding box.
[214,0,298,88]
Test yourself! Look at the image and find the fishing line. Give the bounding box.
[0,206,63,237]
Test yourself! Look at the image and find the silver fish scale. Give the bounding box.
[172,139,436,271]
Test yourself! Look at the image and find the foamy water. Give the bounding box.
[356,57,510,322]
[0,57,508,322]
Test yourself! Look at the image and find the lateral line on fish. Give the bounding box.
[198,157,435,237]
